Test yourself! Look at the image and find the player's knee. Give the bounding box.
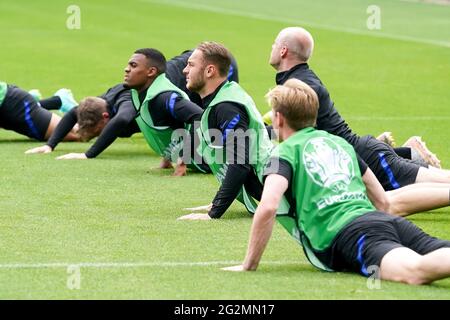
[382,255,428,285]
[384,194,402,216]
[382,198,393,214]
[403,259,431,285]
[387,203,404,216]
[404,275,429,285]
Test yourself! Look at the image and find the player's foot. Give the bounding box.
[54,88,78,113]
[172,162,187,177]
[29,89,42,102]
[159,158,173,169]
[262,110,273,125]
[403,136,441,169]
[377,131,396,147]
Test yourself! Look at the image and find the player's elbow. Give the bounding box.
[114,117,131,127]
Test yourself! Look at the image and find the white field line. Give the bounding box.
[142,0,450,48]
[0,260,305,269]
[345,116,450,121]
[399,0,450,6]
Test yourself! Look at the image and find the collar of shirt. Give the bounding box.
[138,89,147,104]
[201,80,228,108]
[275,63,309,85]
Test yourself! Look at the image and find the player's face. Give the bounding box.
[183,49,206,93]
[269,35,283,69]
[271,109,285,142]
[124,54,151,89]
[86,121,105,141]
[81,119,107,141]
[272,109,279,130]
[80,115,109,142]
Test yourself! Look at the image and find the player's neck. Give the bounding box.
[199,77,227,99]
[279,127,297,142]
[277,58,307,73]
[139,78,156,93]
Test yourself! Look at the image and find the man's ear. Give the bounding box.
[102,112,110,120]
[205,64,216,78]
[275,111,284,128]
[280,45,288,59]
[147,66,158,78]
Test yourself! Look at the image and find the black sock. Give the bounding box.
[394,147,412,160]
[39,96,62,110]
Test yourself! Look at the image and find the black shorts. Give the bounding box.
[354,135,424,190]
[321,211,450,276]
[0,85,52,141]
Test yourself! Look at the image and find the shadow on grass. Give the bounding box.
[409,213,450,223]
[429,282,450,290]
[0,138,35,143]
[222,211,253,220]
[259,263,314,273]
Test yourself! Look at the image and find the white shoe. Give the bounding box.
[54,88,78,113]
[403,136,441,169]
[28,89,42,101]
[377,131,396,147]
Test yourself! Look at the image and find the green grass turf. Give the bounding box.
[0,0,449,299]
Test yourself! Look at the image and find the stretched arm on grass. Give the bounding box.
[223,174,288,271]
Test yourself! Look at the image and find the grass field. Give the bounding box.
[0,0,449,299]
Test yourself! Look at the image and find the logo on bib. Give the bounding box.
[303,137,354,192]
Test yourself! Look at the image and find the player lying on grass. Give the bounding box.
[267,27,450,191]
[0,81,78,141]
[166,49,239,107]
[179,41,274,218]
[177,45,450,220]
[375,131,431,167]
[27,48,209,175]
[25,83,141,160]
[25,48,238,173]
[266,117,436,170]
[125,48,210,176]
[223,79,450,286]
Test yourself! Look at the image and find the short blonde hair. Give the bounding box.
[196,41,231,77]
[265,79,318,131]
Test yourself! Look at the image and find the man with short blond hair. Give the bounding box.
[196,42,232,77]
[224,79,450,286]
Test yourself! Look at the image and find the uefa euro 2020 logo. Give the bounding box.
[303,137,354,193]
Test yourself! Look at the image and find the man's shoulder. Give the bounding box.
[309,129,348,143]
[149,91,185,112]
[154,90,183,101]
[103,83,130,99]
[287,66,324,91]
[213,100,247,118]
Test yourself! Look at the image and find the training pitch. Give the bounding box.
[0,0,449,299]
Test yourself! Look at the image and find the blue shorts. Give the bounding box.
[322,211,450,276]
[0,85,52,141]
